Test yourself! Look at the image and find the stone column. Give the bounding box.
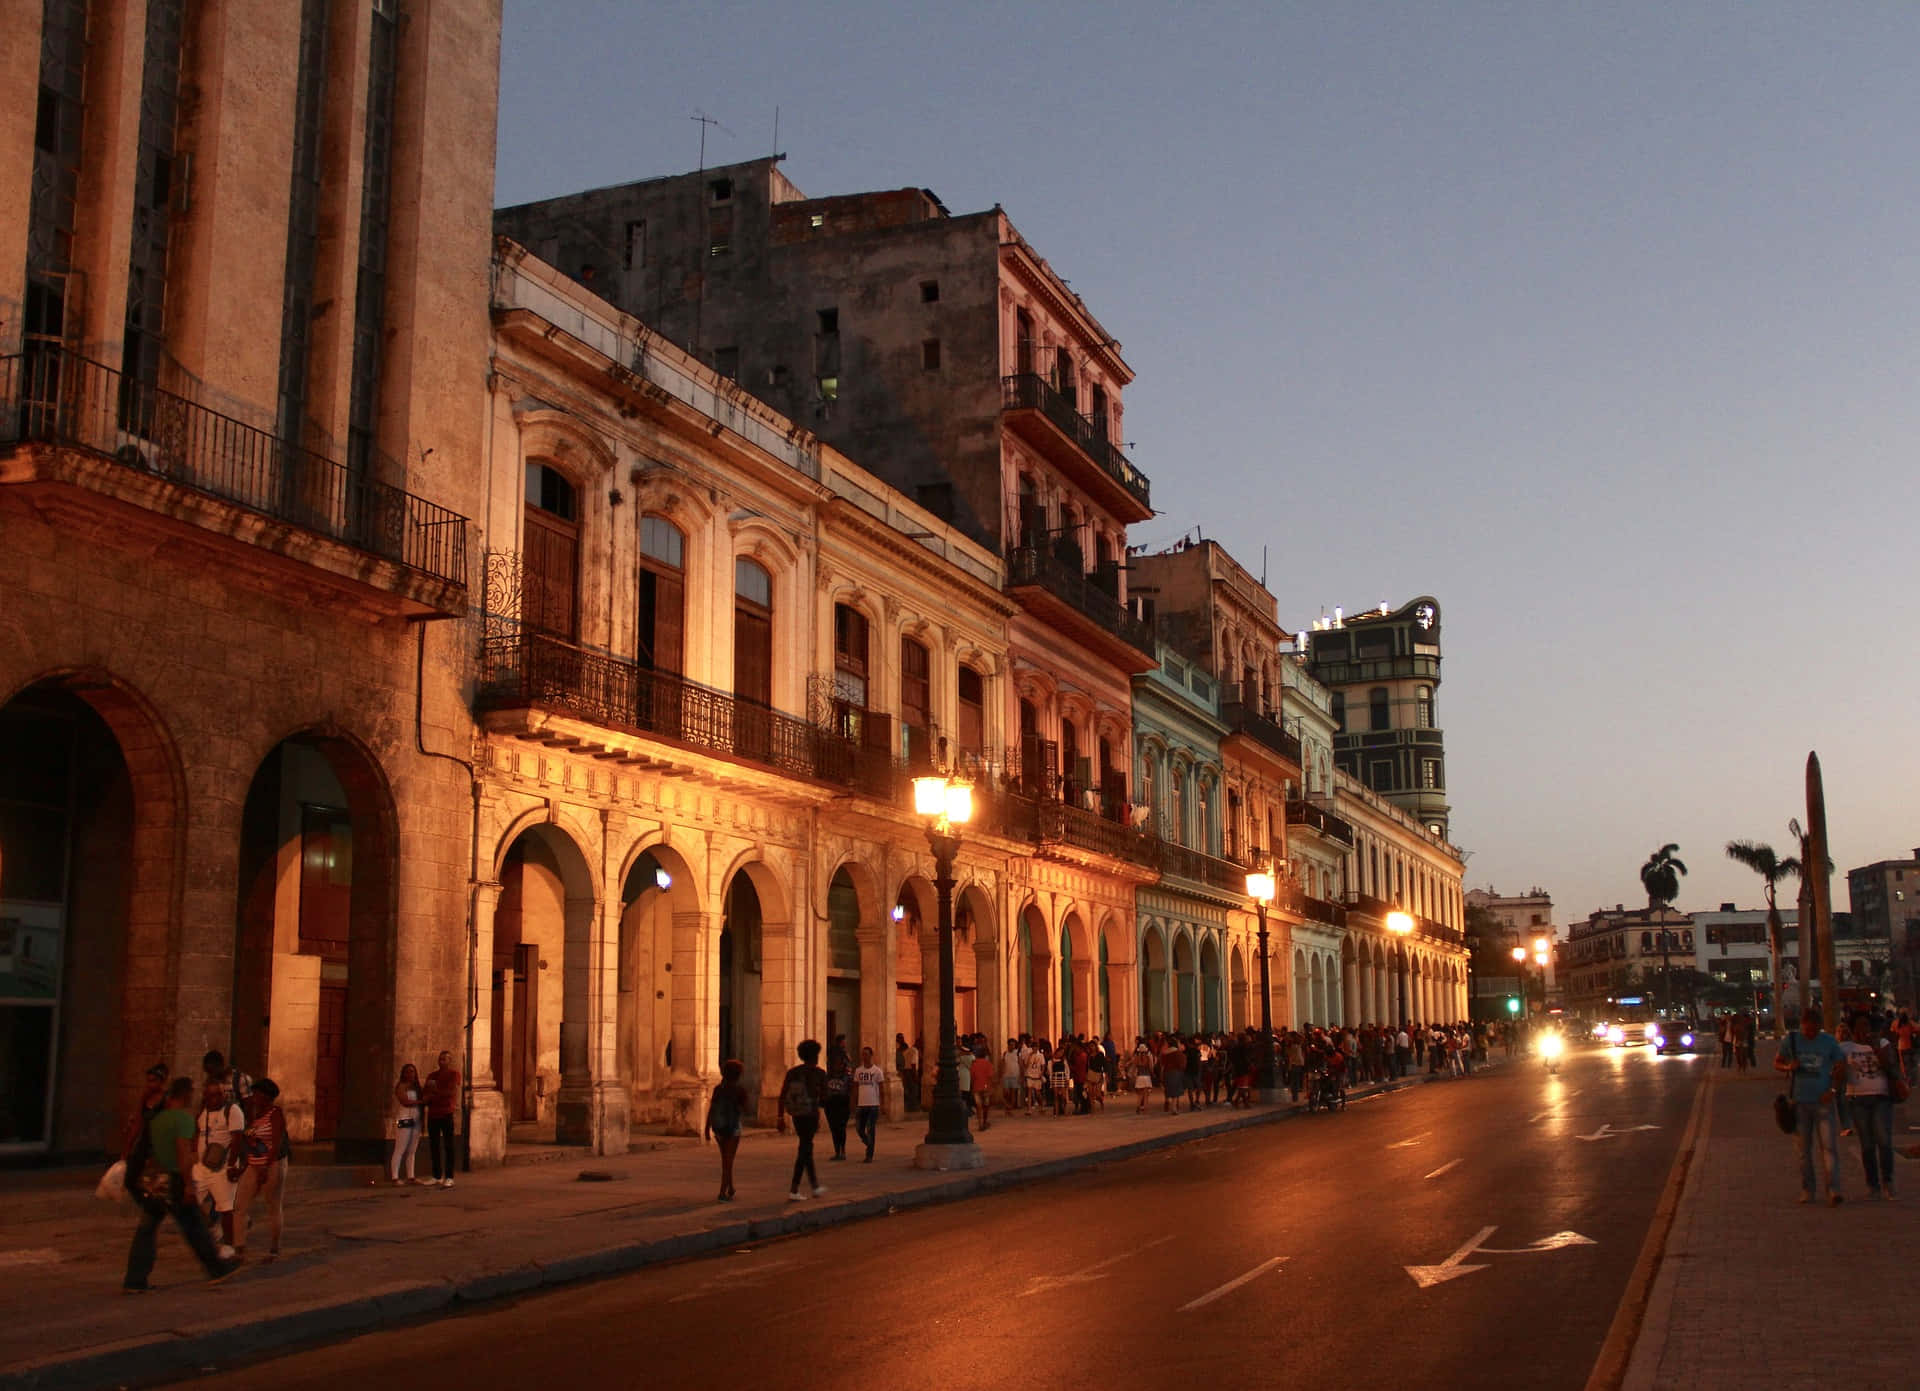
[856,920,899,1117]
[467,881,507,1165]
[586,894,629,1156]
[555,894,598,1146]
[660,908,715,1135]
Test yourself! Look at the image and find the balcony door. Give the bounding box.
[523,463,578,639]
[900,636,931,768]
[637,516,685,735]
[733,559,773,759]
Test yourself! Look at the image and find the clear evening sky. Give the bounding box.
[495,2,1919,924]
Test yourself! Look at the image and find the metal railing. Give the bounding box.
[1302,895,1349,927]
[1000,373,1150,512]
[1220,698,1303,766]
[1284,795,1354,846]
[0,347,468,587]
[1006,546,1155,655]
[1418,916,1465,948]
[1031,797,1161,869]
[1160,841,1253,896]
[479,630,898,795]
[1346,891,1398,921]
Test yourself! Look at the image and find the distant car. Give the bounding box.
[1606,1020,1650,1047]
[1649,1021,1701,1055]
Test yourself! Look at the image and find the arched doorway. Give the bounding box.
[719,872,764,1104]
[233,729,397,1152]
[491,822,595,1144]
[616,843,698,1121]
[1200,938,1223,1032]
[1173,933,1198,1032]
[1026,906,1052,1037]
[825,866,862,1056]
[1142,925,1168,1034]
[0,676,180,1157]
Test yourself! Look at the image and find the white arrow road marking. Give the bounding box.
[1406,1225,1496,1288]
[1406,1226,1595,1288]
[1388,1132,1431,1149]
[1179,1256,1289,1311]
[1424,1158,1463,1179]
[1528,1110,1554,1123]
[1575,1123,1661,1142]
[1021,1234,1175,1297]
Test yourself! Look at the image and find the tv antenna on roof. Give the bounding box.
[691,109,734,172]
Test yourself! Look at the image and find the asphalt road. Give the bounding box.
[195,1044,1705,1391]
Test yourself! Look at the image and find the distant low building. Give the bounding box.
[1465,885,1558,999]
[1847,850,1919,1006]
[1562,905,1695,1017]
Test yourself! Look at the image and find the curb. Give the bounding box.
[0,1071,1445,1390]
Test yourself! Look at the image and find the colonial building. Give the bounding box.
[1,0,499,1160]
[1561,905,1695,1017]
[1464,885,1559,996]
[1847,849,1918,1004]
[497,159,1164,1068]
[1332,773,1468,1028]
[1304,597,1449,839]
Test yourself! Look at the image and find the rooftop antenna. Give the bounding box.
[1260,544,1267,587]
[691,109,733,173]
[689,109,734,358]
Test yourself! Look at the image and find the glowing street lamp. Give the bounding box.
[910,773,981,1170]
[1246,867,1277,1094]
[1387,909,1414,1027]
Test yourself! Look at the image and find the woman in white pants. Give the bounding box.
[389,1063,426,1184]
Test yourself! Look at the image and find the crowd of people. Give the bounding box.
[114,1047,463,1292]
[1772,1005,1916,1206]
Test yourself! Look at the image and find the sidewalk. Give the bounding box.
[0,1071,1431,1390]
[1621,1068,1918,1391]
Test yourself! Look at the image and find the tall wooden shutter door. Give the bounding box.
[735,610,771,705]
[525,511,577,638]
[653,573,684,674]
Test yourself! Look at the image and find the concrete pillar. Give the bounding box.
[856,922,898,1117]
[555,894,599,1146]
[467,880,507,1165]
[659,907,715,1135]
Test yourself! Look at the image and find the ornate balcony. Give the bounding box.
[1220,696,1303,768]
[1284,796,1354,847]
[478,630,896,799]
[1001,373,1151,523]
[1159,841,1255,898]
[0,347,468,614]
[1006,545,1156,673]
[1302,895,1349,928]
[1345,891,1398,923]
[1033,798,1160,869]
[1418,915,1465,949]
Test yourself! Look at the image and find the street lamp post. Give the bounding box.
[1246,867,1278,1096]
[1387,910,1414,1027]
[910,773,984,1170]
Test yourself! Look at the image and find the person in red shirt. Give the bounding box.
[968,1045,995,1130]
[425,1051,461,1189]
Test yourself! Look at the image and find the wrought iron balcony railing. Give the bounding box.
[479,630,898,797]
[1284,795,1354,846]
[1302,895,1349,928]
[1030,796,1161,869]
[1220,698,1303,767]
[1160,841,1254,896]
[1006,546,1155,656]
[1001,373,1150,513]
[1,347,468,586]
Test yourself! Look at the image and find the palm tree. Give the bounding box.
[1725,839,1800,1029]
[1639,844,1688,1014]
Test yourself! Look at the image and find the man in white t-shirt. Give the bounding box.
[852,1046,886,1163]
[1000,1038,1023,1111]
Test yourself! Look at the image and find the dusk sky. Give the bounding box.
[495,2,1920,925]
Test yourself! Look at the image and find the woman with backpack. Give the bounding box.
[704,1059,749,1201]
[777,1039,828,1201]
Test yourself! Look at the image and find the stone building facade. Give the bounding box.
[1561,905,1695,1018]
[0,0,501,1159]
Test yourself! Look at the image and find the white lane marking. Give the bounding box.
[1020,1233,1175,1297]
[1387,1131,1430,1149]
[1406,1226,1595,1288]
[1575,1123,1660,1142]
[1424,1158,1463,1179]
[1179,1256,1289,1311]
[1528,1110,1553,1123]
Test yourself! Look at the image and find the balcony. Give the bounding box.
[1418,915,1465,949]
[1284,796,1354,847]
[1345,891,1398,923]
[1018,795,1160,871]
[478,630,896,799]
[1217,697,1302,769]
[1006,546,1156,673]
[1302,895,1349,928]
[1159,842,1254,898]
[1001,373,1152,523]
[0,347,468,614]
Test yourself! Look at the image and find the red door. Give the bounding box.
[314,983,347,1140]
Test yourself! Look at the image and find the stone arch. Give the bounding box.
[719,856,794,1116]
[1017,902,1050,1036]
[1200,936,1224,1032]
[1141,922,1169,1035]
[0,669,186,1157]
[1061,910,1094,1037]
[516,407,618,480]
[1096,911,1129,1040]
[823,854,883,1061]
[614,838,702,1122]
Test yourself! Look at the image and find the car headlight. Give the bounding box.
[1607,1026,1624,1043]
[1680,1033,1693,1047]
[1540,1035,1564,1057]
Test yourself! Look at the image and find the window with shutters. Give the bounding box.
[637,516,684,674]
[523,463,579,638]
[1369,687,1390,731]
[1060,719,1081,806]
[832,603,870,741]
[900,637,931,766]
[733,559,772,707]
[956,666,984,760]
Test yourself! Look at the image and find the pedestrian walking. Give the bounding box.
[704,1059,748,1201]
[854,1045,885,1160]
[823,1049,853,1159]
[122,1064,169,1162]
[194,1075,246,1257]
[1161,1035,1187,1114]
[1132,1038,1155,1113]
[777,1039,828,1201]
[389,1063,425,1185]
[231,1078,288,1261]
[1840,1012,1902,1201]
[425,1050,461,1188]
[968,1044,995,1130]
[1775,1007,1848,1206]
[123,1078,241,1292]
